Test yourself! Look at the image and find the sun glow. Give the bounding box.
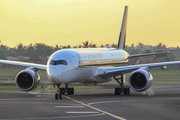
[0,0,180,48]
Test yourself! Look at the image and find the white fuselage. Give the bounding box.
[46,48,129,84]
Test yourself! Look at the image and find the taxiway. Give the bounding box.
[0,82,180,120]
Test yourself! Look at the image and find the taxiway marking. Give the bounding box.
[65,96,126,120]
[88,97,180,105]
[55,106,84,108]
[66,111,99,113]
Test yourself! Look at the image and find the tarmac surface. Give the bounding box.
[1,74,180,80]
[0,82,180,120]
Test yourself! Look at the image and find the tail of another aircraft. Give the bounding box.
[117,6,128,49]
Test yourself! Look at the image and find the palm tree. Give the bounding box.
[82,41,92,48]
[89,43,97,48]
[16,43,25,56]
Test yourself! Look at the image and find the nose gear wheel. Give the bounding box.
[55,84,63,99]
[54,84,74,100]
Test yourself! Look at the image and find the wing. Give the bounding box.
[0,60,47,71]
[94,61,180,78]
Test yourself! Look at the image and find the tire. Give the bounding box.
[59,93,62,99]
[124,88,130,95]
[68,88,71,95]
[115,88,121,95]
[124,88,127,95]
[71,88,74,95]
[61,88,65,95]
[68,88,74,95]
[115,88,118,95]
[55,93,58,99]
[127,88,130,95]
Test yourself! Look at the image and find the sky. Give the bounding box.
[0,0,180,48]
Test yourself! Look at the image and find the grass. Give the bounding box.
[0,79,14,81]
[0,85,102,90]
[0,68,22,74]
[0,68,46,74]
[153,78,180,82]
[0,86,19,90]
[112,78,180,82]
[150,70,180,75]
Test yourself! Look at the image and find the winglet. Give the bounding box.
[117,6,128,49]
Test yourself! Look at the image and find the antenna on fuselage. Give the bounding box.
[117,6,128,50]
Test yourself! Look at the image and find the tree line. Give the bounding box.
[0,41,179,62]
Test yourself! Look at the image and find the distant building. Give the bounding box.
[175,58,180,61]
[136,58,154,64]
[37,56,49,64]
[7,56,30,62]
[128,59,136,65]
[153,57,169,63]
[7,56,18,60]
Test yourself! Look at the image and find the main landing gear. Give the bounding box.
[55,84,74,100]
[114,74,130,95]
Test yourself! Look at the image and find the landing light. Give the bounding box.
[160,66,167,70]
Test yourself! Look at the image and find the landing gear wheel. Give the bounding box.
[55,93,58,99]
[55,84,75,99]
[59,92,63,99]
[68,88,71,95]
[114,74,131,96]
[127,88,130,95]
[71,88,74,95]
[115,88,121,95]
[115,88,118,95]
[55,84,64,100]
[124,88,127,95]
[61,88,65,95]
[124,88,130,95]
[68,88,74,95]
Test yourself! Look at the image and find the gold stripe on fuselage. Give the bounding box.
[78,59,129,67]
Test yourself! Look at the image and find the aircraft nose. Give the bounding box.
[47,66,63,82]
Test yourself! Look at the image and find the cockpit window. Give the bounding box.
[50,60,68,65]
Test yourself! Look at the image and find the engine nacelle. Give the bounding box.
[129,68,153,92]
[15,70,40,91]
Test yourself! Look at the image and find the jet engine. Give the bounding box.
[15,69,40,91]
[129,68,153,92]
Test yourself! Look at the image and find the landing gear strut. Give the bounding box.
[114,74,130,95]
[55,84,74,100]
[55,84,63,99]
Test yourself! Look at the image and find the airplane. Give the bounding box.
[0,6,180,99]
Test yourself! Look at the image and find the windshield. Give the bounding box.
[50,60,68,65]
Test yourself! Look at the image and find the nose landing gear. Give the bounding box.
[55,89,63,99]
[55,84,74,100]
[55,84,63,99]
